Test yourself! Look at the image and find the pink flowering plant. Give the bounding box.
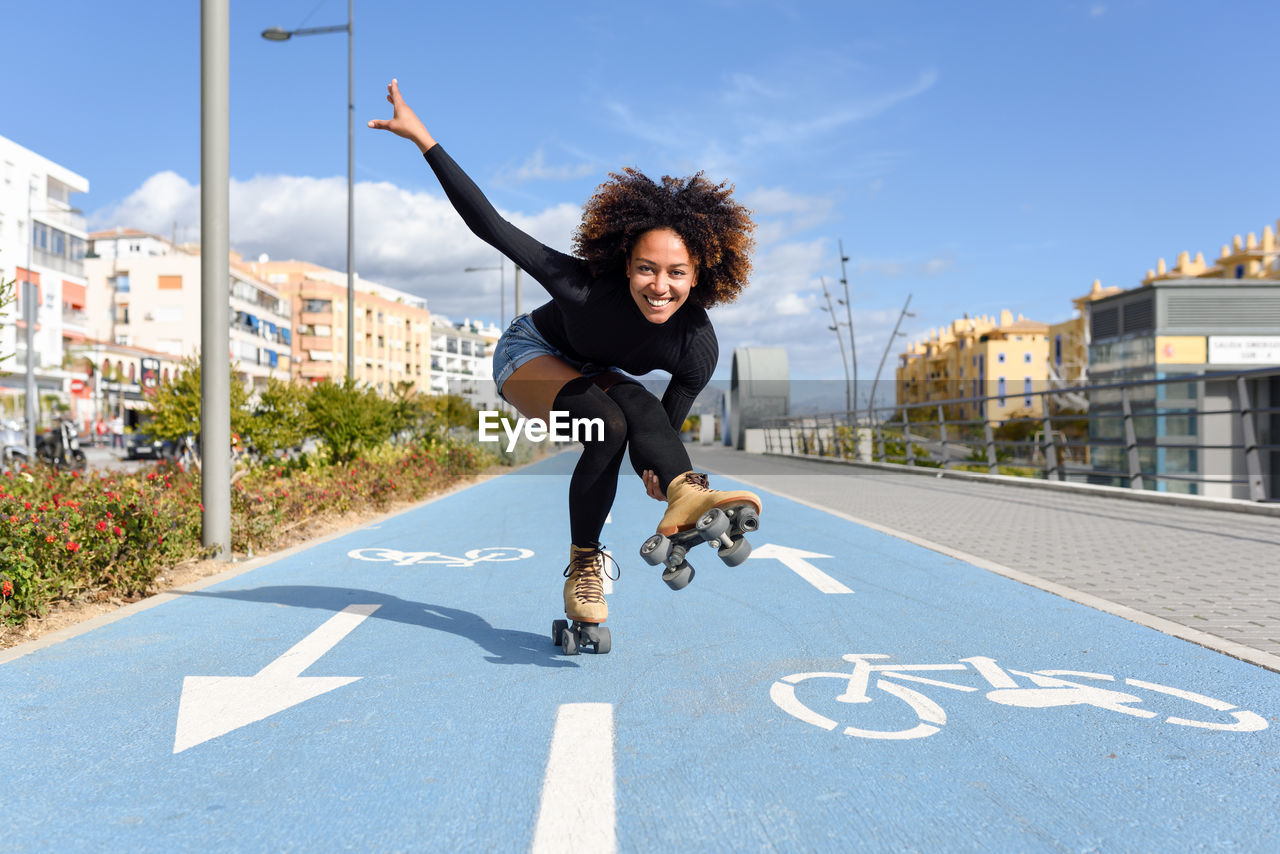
[0,436,490,627]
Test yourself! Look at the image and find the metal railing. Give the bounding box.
[761,366,1280,501]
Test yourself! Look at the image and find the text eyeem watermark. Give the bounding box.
[478,411,604,452]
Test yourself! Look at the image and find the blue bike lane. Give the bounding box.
[1,451,1277,852]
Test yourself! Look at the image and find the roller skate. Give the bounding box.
[551,544,614,655]
[639,471,762,590]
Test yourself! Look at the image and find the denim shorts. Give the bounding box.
[491,314,615,402]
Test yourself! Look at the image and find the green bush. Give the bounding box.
[0,437,492,626]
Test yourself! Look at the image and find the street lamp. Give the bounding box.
[820,276,851,418]
[836,239,858,422]
[262,2,355,381]
[23,184,83,455]
[868,293,914,423]
[464,257,505,328]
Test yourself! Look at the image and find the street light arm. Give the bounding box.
[261,23,348,40]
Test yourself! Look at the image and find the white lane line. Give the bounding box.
[531,702,615,854]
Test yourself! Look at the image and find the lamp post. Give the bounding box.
[836,239,858,421]
[23,184,84,455]
[464,258,505,329]
[820,276,851,418]
[263,1,355,381]
[869,293,914,423]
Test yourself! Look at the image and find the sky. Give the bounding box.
[4,0,1278,397]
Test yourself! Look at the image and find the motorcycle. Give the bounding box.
[37,420,88,471]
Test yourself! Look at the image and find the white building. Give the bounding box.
[85,229,293,392]
[0,134,90,423]
[429,316,502,411]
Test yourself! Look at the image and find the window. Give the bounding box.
[997,377,1006,405]
[1023,378,1033,407]
[1024,352,1032,363]
[303,299,333,313]
[997,352,1006,363]
[1054,335,1062,365]
[1235,264,1245,279]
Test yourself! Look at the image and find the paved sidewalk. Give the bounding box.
[692,446,1280,662]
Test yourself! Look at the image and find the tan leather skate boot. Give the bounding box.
[563,544,608,623]
[656,471,763,536]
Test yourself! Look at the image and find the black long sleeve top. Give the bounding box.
[424,145,717,429]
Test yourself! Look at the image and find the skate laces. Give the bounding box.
[564,545,620,604]
[684,472,710,491]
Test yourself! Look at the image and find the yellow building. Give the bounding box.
[897,310,1054,423]
[1140,221,1280,285]
[245,259,433,393]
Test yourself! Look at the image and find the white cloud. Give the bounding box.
[92,170,926,381]
[494,148,597,185]
[90,171,579,324]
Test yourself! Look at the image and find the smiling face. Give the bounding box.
[626,228,697,324]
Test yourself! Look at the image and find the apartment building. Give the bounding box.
[0,134,90,423]
[84,230,293,391]
[245,259,432,392]
[429,316,501,411]
[896,310,1053,422]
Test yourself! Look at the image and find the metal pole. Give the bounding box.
[201,0,231,556]
[23,186,37,456]
[869,293,913,429]
[937,404,950,470]
[514,266,522,320]
[1121,387,1143,491]
[820,277,851,417]
[838,239,857,421]
[346,0,355,382]
[1237,376,1265,501]
[984,419,997,474]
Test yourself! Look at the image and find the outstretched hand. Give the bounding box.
[366,78,436,153]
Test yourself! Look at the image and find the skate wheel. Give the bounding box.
[640,533,671,566]
[718,536,752,567]
[735,507,760,534]
[662,561,695,591]
[696,508,730,541]
[560,627,579,656]
[593,627,611,654]
[551,619,569,645]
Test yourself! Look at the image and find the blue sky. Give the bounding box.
[5,0,1278,388]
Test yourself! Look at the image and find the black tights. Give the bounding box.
[550,377,692,547]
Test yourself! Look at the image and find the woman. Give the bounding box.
[369,80,761,636]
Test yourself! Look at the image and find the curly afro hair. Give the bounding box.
[573,168,755,310]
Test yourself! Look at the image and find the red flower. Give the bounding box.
[23,501,31,510]
[45,534,56,543]
[112,526,122,536]
[1,580,12,598]
[147,472,157,481]
[66,542,81,552]
[96,520,108,532]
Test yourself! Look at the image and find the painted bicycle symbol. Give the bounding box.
[770,653,1269,740]
[347,547,534,568]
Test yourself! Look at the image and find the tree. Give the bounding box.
[243,376,312,459]
[145,356,251,445]
[305,378,393,465]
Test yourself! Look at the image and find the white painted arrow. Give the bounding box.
[747,544,852,594]
[173,604,380,754]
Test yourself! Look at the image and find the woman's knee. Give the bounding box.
[556,377,628,450]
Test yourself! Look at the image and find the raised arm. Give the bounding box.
[368,79,582,289]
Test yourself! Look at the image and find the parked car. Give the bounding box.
[124,432,173,461]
